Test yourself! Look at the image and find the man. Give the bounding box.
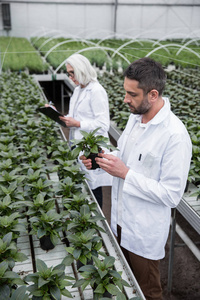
[81,57,192,300]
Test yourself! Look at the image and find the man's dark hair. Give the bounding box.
[124,57,166,95]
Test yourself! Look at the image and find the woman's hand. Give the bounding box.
[59,116,80,128]
[80,155,92,170]
[45,103,57,110]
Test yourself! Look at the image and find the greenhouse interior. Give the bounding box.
[0,1,200,300]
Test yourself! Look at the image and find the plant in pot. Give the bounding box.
[55,176,84,200]
[21,157,47,173]
[53,157,86,182]
[0,232,28,270]
[71,127,116,169]
[24,258,75,299]
[0,169,25,189]
[22,193,56,217]
[67,204,106,235]
[0,181,24,203]
[62,228,103,269]
[29,210,64,250]
[0,212,27,241]
[49,141,73,162]
[0,158,17,173]
[0,261,26,299]
[0,194,21,216]
[24,177,54,202]
[74,255,130,300]
[62,193,97,214]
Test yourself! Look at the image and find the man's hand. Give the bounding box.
[96,153,129,179]
[80,155,92,169]
[59,116,80,128]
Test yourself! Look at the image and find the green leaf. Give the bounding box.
[61,288,73,298]
[116,292,127,300]
[36,258,47,273]
[73,248,81,260]
[37,228,46,238]
[3,232,13,245]
[14,252,28,262]
[3,270,19,279]
[50,285,61,300]
[94,283,105,294]
[106,283,120,295]
[62,255,74,266]
[10,286,29,300]
[38,276,49,288]
[98,269,108,279]
[104,256,115,268]
[78,264,96,273]
[0,285,10,298]
[50,232,58,245]
[73,278,90,290]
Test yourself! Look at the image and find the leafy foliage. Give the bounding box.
[24,259,74,299]
[74,255,130,300]
[71,127,116,158]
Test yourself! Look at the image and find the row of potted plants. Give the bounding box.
[0,72,136,299]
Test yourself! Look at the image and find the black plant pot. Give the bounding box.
[88,153,102,170]
[77,258,93,270]
[32,296,54,300]
[39,235,55,251]
[93,286,112,299]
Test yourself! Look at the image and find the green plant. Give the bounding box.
[74,255,130,300]
[0,212,27,240]
[0,232,28,270]
[24,177,54,201]
[17,193,55,217]
[55,176,84,199]
[29,210,64,246]
[62,228,102,266]
[24,259,74,299]
[0,170,25,187]
[0,181,24,203]
[68,204,105,234]
[62,193,97,213]
[0,261,26,298]
[0,195,22,216]
[71,127,116,158]
[54,158,86,182]
[50,142,74,162]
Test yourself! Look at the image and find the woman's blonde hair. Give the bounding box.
[66,54,97,85]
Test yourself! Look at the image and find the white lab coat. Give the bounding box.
[111,98,192,260]
[67,80,113,189]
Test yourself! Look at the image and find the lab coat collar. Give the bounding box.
[77,80,98,92]
[147,97,170,126]
[135,97,170,128]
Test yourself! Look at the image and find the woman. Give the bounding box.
[59,53,112,208]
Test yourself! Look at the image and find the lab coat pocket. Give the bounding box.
[142,152,161,179]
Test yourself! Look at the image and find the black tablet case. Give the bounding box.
[37,106,67,127]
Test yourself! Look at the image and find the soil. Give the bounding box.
[160,212,200,300]
[102,187,200,300]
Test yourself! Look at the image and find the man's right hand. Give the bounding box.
[80,155,92,170]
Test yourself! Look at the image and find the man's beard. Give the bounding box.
[129,96,151,115]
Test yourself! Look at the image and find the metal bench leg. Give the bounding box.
[167,208,177,293]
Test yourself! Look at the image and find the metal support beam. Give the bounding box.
[167,208,177,293]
